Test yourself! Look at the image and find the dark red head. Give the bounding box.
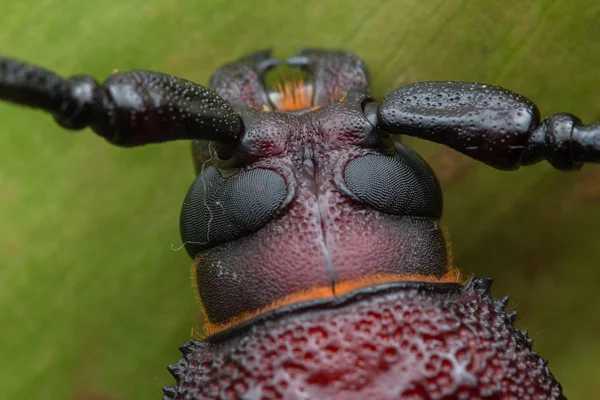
[179,50,457,335]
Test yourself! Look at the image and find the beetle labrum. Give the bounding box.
[2,48,598,399]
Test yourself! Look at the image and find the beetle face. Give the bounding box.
[180,51,454,334]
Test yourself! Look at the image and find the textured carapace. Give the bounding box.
[164,280,564,400]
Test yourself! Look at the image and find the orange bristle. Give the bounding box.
[272,77,314,112]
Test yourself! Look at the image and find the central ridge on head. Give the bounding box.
[180,49,458,337]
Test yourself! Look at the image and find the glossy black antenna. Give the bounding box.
[0,57,244,146]
[371,81,600,170]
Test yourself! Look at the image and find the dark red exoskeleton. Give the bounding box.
[2,48,599,399]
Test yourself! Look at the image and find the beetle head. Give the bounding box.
[180,50,457,336]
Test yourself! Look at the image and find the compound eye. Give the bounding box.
[343,143,442,218]
[180,166,287,258]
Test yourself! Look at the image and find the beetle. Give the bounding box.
[2,48,598,399]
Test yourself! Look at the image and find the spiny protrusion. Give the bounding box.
[179,340,202,356]
[506,311,518,324]
[462,277,494,297]
[474,277,493,296]
[167,360,185,384]
[162,386,176,400]
[497,296,509,310]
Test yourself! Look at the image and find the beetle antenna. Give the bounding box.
[0,56,245,147]
[375,81,600,170]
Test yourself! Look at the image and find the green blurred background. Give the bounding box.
[1,0,599,398]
